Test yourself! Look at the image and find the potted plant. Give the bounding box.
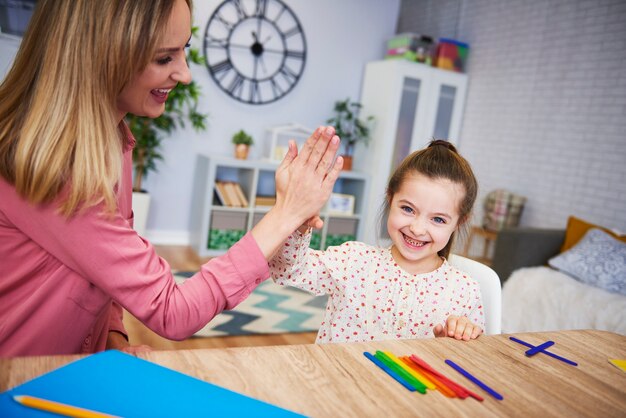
[326,98,374,170]
[231,129,254,160]
[126,27,208,235]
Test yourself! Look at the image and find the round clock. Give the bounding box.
[203,0,307,105]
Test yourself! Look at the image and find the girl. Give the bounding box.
[0,0,342,356]
[270,140,483,343]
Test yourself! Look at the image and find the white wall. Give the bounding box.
[144,0,401,243]
[398,0,626,233]
[0,33,19,78]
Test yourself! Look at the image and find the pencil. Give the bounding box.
[13,395,119,418]
[509,336,578,366]
[363,352,416,392]
[445,360,504,400]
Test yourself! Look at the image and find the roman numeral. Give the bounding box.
[205,35,228,49]
[215,12,235,31]
[228,74,245,97]
[283,26,301,39]
[254,0,267,17]
[250,80,261,103]
[210,60,233,79]
[231,0,247,19]
[279,66,298,84]
[285,50,305,60]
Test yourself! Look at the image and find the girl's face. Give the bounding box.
[388,173,464,275]
[116,0,192,121]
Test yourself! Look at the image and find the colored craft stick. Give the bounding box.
[375,351,427,393]
[13,395,118,418]
[383,351,436,390]
[400,357,456,398]
[445,360,504,401]
[525,340,555,356]
[509,336,578,366]
[409,354,484,401]
[363,352,416,392]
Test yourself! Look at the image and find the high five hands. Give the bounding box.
[275,126,343,232]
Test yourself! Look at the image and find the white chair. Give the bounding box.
[448,254,502,335]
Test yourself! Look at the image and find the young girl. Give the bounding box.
[270,140,483,343]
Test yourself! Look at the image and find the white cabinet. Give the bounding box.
[190,155,370,257]
[354,60,468,245]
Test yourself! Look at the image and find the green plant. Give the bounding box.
[326,98,374,156]
[231,130,254,146]
[127,27,208,192]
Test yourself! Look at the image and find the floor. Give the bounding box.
[123,245,317,350]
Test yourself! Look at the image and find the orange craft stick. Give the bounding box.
[410,354,484,401]
[400,357,457,398]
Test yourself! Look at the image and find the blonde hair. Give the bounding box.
[0,0,191,216]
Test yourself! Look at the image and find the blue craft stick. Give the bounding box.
[525,340,555,356]
[509,336,578,366]
[445,359,504,401]
[363,352,416,392]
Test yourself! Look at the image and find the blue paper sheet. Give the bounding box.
[0,350,303,417]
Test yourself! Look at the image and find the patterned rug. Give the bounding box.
[175,272,327,337]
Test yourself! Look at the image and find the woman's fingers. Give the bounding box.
[297,126,327,164]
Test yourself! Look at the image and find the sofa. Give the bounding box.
[491,217,626,335]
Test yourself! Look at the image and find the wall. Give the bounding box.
[143,0,400,243]
[397,0,626,233]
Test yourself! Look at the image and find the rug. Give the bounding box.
[174,272,327,337]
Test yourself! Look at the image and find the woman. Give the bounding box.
[0,0,343,356]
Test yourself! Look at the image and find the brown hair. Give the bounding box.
[0,0,191,216]
[384,139,478,258]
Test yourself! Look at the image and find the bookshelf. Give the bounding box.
[190,155,370,257]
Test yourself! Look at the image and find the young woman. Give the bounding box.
[270,140,484,343]
[0,0,342,356]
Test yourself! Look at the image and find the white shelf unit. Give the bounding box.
[190,155,370,257]
[354,60,468,245]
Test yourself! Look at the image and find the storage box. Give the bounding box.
[435,38,469,73]
[385,33,435,65]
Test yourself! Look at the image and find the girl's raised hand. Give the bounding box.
[433,315,483,341]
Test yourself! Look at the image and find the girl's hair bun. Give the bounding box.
[428,139,458,153]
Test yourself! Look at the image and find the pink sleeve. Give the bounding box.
[2,194,269,340]
[108,301,127,337]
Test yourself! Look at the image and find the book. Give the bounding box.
[0,350,302,417]
[255,195,277,207]
[214,182,229,206]
[223,182,242,207]
[231,182,249,207]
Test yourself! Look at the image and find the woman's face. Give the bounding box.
[116,0,192,121]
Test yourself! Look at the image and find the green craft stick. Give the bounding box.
[375,351,427,393]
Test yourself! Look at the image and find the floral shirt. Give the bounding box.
[269,231,484,343]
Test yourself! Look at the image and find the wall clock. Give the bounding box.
[203,0,307,105]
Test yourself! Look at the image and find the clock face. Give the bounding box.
[203,0,307,105]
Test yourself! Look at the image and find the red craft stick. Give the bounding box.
[410,354,484,401]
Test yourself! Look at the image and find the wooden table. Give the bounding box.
[2,330,625,417]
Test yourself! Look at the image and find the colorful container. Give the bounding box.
[435,38,469,73]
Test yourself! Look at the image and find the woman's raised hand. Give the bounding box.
[251,126,343,259]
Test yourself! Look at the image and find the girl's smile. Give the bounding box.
[388,173,464,275]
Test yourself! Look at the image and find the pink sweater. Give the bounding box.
[0,125,269,356]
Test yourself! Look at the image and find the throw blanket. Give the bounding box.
[502,266,626,335]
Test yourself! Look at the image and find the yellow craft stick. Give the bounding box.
[608,359,626,373]
[383,351,436,390]
[13,395,119,418]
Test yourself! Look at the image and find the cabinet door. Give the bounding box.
[357,60,467,245]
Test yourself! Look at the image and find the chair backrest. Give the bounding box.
[448,254,502,335]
